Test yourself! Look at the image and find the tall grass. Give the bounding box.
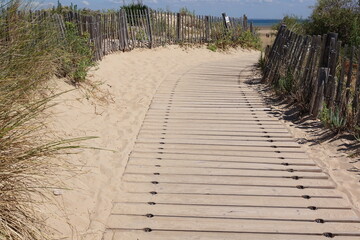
[0,1,93,239]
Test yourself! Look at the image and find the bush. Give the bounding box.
[179,6,195,16]
[304,0,360,45]
[272,15,305,34]
[121,2,148,12]
[58,21,95,84]
[213,28,261,51]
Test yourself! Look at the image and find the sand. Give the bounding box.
[257,26,276,49]
[43,44,360,240]
[44,46,260,240]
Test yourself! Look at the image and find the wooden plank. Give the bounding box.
[122,174,332,188]
[113,192,346,207]
[124,165,326,177]
[126,158,318,169]
[110,205,357,220]
[136,134,295,142]
[134,139,300,148]
[120,182,343,199]
[109,231,333,240]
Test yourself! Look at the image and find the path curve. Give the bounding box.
[103,57,360,240]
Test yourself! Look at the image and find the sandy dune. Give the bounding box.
[45,46,260,240]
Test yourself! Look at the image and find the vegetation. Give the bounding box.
[266,0,360,136]
[319,105,347,132]
[304,0,360,46]
[275,68,294,94]
[258,51,266,72]
[0,1,93,239]
[121,0,148,12]
[179,6,195,16]
[211,28,261,51]
[273,0,360,46]
[59,22,95,84]
[272,15,305,34]
[207,44,217,52]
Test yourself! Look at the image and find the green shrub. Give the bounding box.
[179,6,195,16]
[207,44,217,52]
[304,0,360,45]
[320,105,347,132]
[275,68,294,94]
[272,15,305,34]
[237,30,261,49]
[59,21,95,84]
[212,28,261,51]
[121,2,148,12]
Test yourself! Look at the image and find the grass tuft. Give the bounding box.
[0,1,93,239]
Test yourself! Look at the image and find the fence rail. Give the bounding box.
[263,25,360,130]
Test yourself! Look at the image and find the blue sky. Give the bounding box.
[34,0,317,19]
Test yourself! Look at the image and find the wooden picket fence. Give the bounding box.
[263,25,360,130]
[61,9,255,61]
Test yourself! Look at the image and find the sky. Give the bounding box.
[33,0,317,19]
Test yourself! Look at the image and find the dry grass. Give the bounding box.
[0,1,93,239]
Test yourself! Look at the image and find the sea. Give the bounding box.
[249,19,282,27]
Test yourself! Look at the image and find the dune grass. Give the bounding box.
[0,1,96,239]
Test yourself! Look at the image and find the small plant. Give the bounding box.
[258,51,266,73]
[207,44,217,52]
[135,28,147,41]
[319,104,331,125]
[275,68,294,94]
[320,105,347,132]
[329,109,347,131]
[354,126,360,142]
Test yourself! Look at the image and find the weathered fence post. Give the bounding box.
[146,8,153,48]
[352,49,360,125]
[320,33,338,68]
[205,16,210,42]
[335,45,347,108]
[118,9,129,51]
[262,24,287,83]
[311,67,329,117]
[222,12,230,30]
[243,14,248,31]
[343,46,355,114]
[176,13,181,42]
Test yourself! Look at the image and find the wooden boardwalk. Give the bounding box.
[103,58,360,240]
